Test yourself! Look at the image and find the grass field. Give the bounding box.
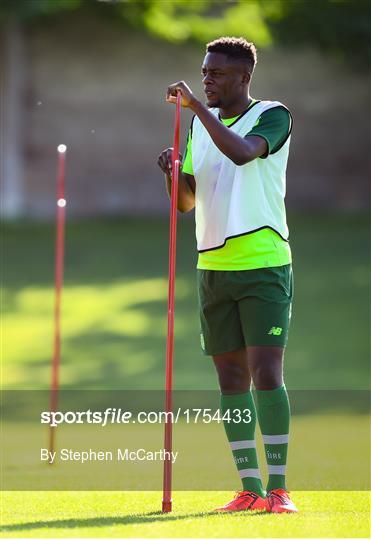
[3,213,369,390]
[2,214,370,537]
[1,491,370,538]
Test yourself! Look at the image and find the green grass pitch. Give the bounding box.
[3,214,369,390]
[2,214,370,537]
[1,491,370,538]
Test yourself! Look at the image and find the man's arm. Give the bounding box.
[191,100,267,165]
[157,147,195,213]
[166,81,267,165]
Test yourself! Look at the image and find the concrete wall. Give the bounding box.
[1,10,369,218]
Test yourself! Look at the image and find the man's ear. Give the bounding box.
[241,71,251,85]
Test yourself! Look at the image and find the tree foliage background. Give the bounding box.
[1,0,370,70]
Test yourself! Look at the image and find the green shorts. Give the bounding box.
[197,264,293,355]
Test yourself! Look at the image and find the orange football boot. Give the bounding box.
[266,489,298,513]
[215,490,267,513]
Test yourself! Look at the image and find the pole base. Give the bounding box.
[162,500,172,513]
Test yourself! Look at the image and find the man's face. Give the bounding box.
[201,52,249,109]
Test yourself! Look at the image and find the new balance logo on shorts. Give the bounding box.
[268,326,283,336]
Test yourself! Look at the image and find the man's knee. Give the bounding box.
[212,349,251,394]
[248,346,284,390]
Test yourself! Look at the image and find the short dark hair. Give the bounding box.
[206,36,257,74]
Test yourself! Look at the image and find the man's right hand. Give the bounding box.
[157,147,182,175]
[157,147,195,213]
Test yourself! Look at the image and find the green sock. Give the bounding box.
[255,384,290,491]
[220,391,265,497]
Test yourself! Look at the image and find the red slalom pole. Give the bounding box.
[162,91,181,512]
[49,144,67,459]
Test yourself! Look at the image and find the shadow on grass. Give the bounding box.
[1,509,268,532]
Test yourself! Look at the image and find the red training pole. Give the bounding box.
[162,91,181,512]
[49,144,67,459]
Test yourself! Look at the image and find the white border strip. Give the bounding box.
[230,440,256,450]
[238,468,262,479]
[263,434,289,444]
[268,465,287,475]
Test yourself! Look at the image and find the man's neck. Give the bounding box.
[219,94,252,119]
